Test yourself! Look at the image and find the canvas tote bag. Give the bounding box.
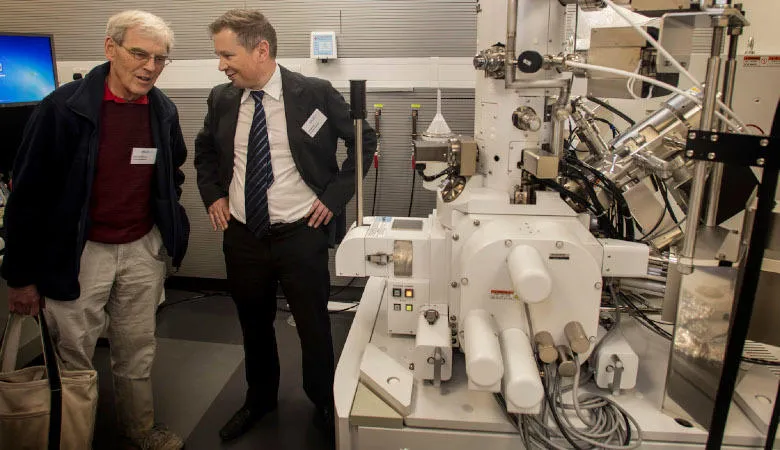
[0,313,97,449]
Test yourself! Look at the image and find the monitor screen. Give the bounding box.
[0,33,58,106]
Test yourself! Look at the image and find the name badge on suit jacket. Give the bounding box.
[302,109,327,138]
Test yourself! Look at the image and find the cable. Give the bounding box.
[746,124,766,135]
[371,164,379,216]
[408,169,416,216]
[565,61,744,132]
[156,291,222,313]
[602,0,749,133]
[586,95,636,126]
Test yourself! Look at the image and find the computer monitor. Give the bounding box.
[0,33,58,107]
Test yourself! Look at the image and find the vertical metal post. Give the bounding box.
[678,24,725,274]
[505,0,518,87]
[350,80,367,227]
[706,30,740,227]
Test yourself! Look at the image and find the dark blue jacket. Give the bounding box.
[1,62,190,301]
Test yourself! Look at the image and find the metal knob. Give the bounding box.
[512,106,542,132]
[557,345,577,377]
[565,321,590,354]
[534,331,558,364]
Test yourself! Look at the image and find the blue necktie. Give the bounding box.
[245,90,274,238]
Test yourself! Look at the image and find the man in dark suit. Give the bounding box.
[194,9,376,442]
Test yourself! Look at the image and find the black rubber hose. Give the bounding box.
[586,95,636,126]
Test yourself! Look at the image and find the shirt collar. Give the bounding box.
[103,82,149,105]
[241,63,282,104]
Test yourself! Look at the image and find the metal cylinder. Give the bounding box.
[557,345,577,377]
[705,32,739,227]
[505,0,518,86]
[507,245,552,303]
[565,321,590,354]
[534,331,558,364]
[350,80,367,227]
[500,328,544,408]
[463,310,504,387]
[679,26,725,273]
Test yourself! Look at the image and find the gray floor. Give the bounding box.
[91,289,355,450]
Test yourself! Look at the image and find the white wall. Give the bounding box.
[737,0,780,55]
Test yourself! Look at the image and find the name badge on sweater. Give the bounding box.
[131,148,157,165]
[302,109,327,138]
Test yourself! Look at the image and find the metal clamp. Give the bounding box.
[686,131,777,168]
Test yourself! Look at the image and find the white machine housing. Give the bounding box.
[335,0,649,417]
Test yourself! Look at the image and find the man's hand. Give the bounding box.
[208,197,230,231]
[306,199,334,229]
[9,285,44,316]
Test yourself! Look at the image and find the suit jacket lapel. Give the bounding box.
[221,85,243,161]
[281,66,310,158]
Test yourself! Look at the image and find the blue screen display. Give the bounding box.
[0,34,57,105]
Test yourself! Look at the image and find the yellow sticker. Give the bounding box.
[411,104,421,109]
[374,103,384,108]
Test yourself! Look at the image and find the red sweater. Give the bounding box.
[87,84,155,244]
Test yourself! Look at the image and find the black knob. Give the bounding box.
[517,51,544,74]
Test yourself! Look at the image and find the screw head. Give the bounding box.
[760,138,769,147]
[686,150,694,158]
[710,134,719,142]
[556,241,564,249]
[688,132,697,139]
[461,278,469,286]
[450,315,457,321]
[453,234,460,241]
[409,363,415,370]
[595,282,603,289]
[451,281,459,288]
[707,152,716,160]
[505,240,513,247]
[473,219,481,226]
[757,158,766,166]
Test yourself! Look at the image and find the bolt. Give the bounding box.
[757,158,765,166]
[461,278,469,286]
[453,234,460,241]
[409,363,415,370]
[688,132,697,139]
[760,139,769,147]
[473,219,481,226]
[606,365,614,373]
[556,241,564,249]
[710,134,719,142]
[595,282,603,289]
[707,152,716,160]
[685,150,694,158]
[505,240,513,247]
[451,281,459,288]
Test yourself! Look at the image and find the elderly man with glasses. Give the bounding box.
[2,10,189,450]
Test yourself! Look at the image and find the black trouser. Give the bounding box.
[223,217,334,410]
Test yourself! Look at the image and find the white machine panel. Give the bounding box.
[600,238,650,277]
[594,327,639,392]
[386,280,430,335]
[360,343,414,416]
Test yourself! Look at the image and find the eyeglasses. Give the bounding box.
[117,43,172,67]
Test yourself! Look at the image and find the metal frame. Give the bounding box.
[701,99,780,448]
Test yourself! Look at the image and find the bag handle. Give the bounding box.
[0,313,63,450]
[39,314,63,450]
[0,313,24,372]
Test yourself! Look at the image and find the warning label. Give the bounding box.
[489,289,516,301]
[743,55,780,68]
[366,216,392,238]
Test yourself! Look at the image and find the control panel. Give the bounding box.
[386,279,430,335]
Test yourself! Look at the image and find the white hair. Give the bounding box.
[106,10,174,52]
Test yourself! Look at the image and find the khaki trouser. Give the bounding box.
[43,227,166,440]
